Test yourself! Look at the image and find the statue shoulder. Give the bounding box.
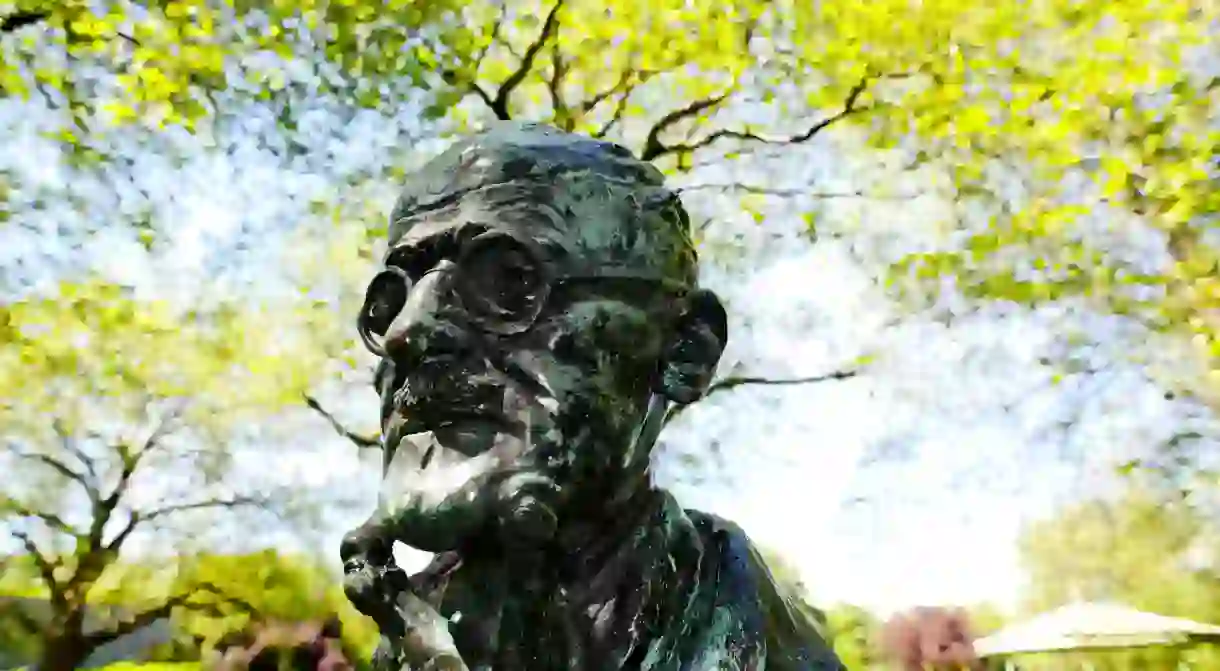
[684,509,847,671]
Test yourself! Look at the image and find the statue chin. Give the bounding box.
[378,427,558,554]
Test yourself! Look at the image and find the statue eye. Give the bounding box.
[457,234,549,323]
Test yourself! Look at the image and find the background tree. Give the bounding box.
[1018,486,1219,618]
[0,279,330,671]
[7,0,1208,373]
[7,1,1215,474]
[5,1,1216,385]
[823,604,881,670]
[173,550,378,664]
[1015,484,1220,669]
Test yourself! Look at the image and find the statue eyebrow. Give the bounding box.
[385,226,483,276]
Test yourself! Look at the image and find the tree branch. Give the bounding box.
[489,0,564,120]
[2,600,42,634]
[11,446,100,503]
[106,495,268,552]
[0,9,48,34]
[640,90,735,161]
[303,394,381,449]
[457,4,506,114]
[10,530,66,611]
[545,42,572,130]
[84,582,255,650]
[87,405,181,550]
[0,496,83,538]
[676,183,919,200]
[67,406,179,600]
[88,442,139,551]
[579,68,634,114]
[636,18,763,162]
[643,75,873,163]
[52,419,100,486]
[664,369,860,425]
[470,84,496,112]
[136,404,182,459]
[592,70,656,139]
[706,370,860,399]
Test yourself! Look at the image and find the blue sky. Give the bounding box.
[0,82,1201,617]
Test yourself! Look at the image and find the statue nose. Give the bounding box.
[382,260,472,364]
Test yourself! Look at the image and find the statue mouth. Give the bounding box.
[380,364,547,459]
[381,377,543,465]
[383,407,520,461]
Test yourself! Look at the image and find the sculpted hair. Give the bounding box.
[387,122,699,288]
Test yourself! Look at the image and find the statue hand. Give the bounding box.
[389,586,469,671]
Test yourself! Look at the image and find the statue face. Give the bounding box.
[356,192,690,554]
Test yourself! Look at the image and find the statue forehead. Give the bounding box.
[387,124,696,281]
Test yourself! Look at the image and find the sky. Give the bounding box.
[0,75,1201,618]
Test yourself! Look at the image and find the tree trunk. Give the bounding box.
[40,630,92,671]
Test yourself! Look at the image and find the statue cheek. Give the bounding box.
[543,304,665,373]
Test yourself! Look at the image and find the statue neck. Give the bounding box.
[444,488,709,670]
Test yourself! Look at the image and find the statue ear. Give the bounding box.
[654,289,728,405]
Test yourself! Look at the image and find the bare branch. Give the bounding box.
[82,403,182,555]
[106,495,267,552]
[303,394,381,449]
[644,75,873,164]
[0,9,48,33]
[10,530,66,610]
[141,495,267,524]
[709,370,860,395]
[592,70,657,139]
[664,369,860,425]
[0,496,83,538]
[11,440,99,502]
[1,600,42,634]
[484,3,519,61]
[640,91,735,161]
[89,442,139,546]
[52,419,99,485]
[545,42,572,130]
[635,16,765,162]
[579,68,634,113]
[459,4,506,113]
[489,0,564,120]
[65,415,172,598]
[136,403,183,458]
[470,84,496,111]
[676,183,919,200]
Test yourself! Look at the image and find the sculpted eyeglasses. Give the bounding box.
[356,231,689,358]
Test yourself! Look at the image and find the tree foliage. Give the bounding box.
[1018,488,1219,620]
[1017,487,1220,669]
[823,604,880,670]
[6,0,1215,399]
[0,280,328,671]
[172,551,378,665]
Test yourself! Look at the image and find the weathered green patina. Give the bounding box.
[340,123,845,671]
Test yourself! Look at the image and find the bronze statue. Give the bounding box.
[339,123,845,671]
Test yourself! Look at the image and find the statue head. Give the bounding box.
[355,123,727,555]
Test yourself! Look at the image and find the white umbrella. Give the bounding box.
[975,601,1220,658]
